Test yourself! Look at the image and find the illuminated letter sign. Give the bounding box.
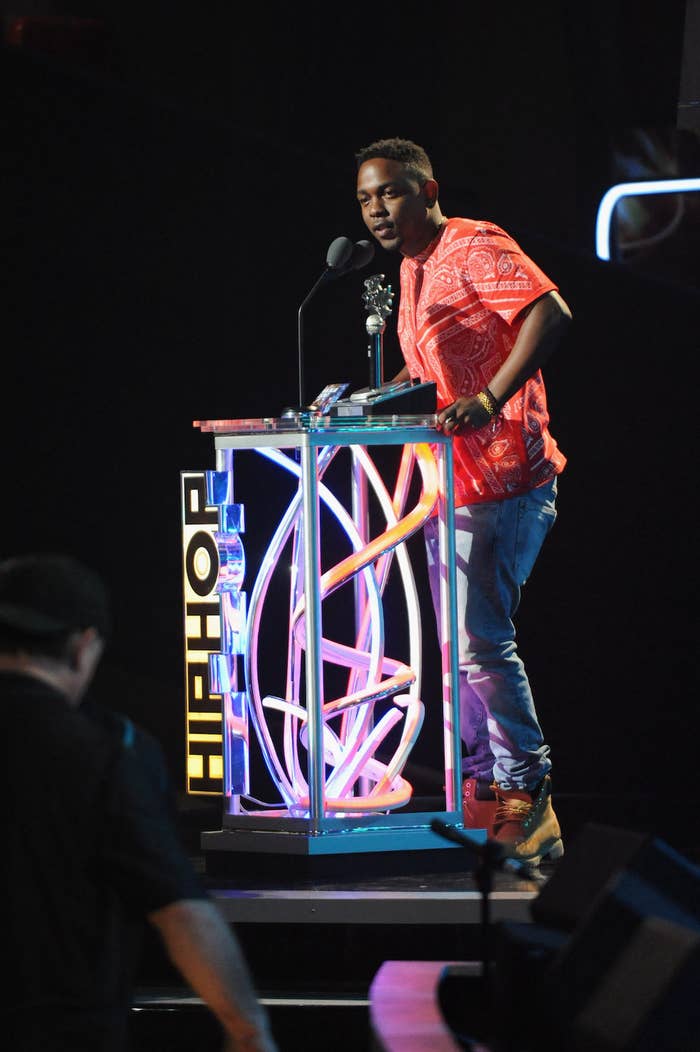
[181,473,223,793]
[181,468,248,796]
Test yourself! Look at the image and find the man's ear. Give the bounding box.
[69,626,103,674]
[423,178,439,209]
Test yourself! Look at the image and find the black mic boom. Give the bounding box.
[296,236,376,409]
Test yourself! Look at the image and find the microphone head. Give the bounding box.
[326,236,354,270]
[350,239,375,270]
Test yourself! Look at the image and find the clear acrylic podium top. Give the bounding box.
[193,412,442,449]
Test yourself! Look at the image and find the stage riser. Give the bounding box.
[136,919,493,996]
[131,1002,371,1052]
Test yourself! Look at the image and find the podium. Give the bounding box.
[181,412,475,872]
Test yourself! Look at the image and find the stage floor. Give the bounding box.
[132,793,553,1003]
[132,791,699,1051]
[203,860,544,927]
[133,841,549,1052]
[184,793,547,928]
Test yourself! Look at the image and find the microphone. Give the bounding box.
[325,235,354,273]
[350,239,375,271]
[295,237,376,411]
[324,237,375,279]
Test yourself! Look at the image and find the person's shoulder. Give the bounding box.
[444,216,481,236]
[82,699,165,766]
[446,217,512,241]
[36,693,127,777]
[441,216,502,252]
[82,698,136,743]
[440,219,528,271]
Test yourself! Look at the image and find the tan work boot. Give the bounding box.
[492,774,564,867]
[462,777,498,836]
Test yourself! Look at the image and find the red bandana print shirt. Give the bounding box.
[397,217,567,505]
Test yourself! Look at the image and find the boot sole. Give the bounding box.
[503,834,564,868]
[502,838,564,880]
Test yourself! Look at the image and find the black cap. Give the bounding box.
[0,553,111,638]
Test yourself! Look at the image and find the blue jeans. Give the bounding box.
[424,477,558,791]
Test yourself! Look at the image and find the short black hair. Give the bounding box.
[355,137,434,185]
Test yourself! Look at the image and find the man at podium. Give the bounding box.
[355,137,572,872]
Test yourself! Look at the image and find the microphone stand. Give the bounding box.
[430,820,526,1000]
[297,271,330,412]
[431,819,546,1052]
[292,239,376,415]
[429,820,505,1051]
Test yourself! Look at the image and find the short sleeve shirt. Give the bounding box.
[2,675,207,1049]
[397,217,566,504]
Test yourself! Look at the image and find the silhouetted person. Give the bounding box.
[0,552,278,1052]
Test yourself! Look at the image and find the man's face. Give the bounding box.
[356,157,434,257]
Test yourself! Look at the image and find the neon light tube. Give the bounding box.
[595,178,700,260]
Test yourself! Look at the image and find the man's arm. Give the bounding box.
[439,290,572,432]
[484,290,572,407]
[148,898,278,1052]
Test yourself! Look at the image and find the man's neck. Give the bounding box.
[402,213,447,258]
[0,654,74,703]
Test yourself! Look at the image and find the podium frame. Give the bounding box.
[187,414,469,860]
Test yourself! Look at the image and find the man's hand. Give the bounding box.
[437,395,494,433]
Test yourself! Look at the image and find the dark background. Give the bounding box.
[2,2,698,851]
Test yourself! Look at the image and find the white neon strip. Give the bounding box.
[294,442,436,707]
[292,710,414,812]
[324,707,403,799]
[341,444,416,749]
[368,694,425,798]
[309,443,438,602]
[595,178,700,261]
[351,444,424,700]
[262,444,386,701]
